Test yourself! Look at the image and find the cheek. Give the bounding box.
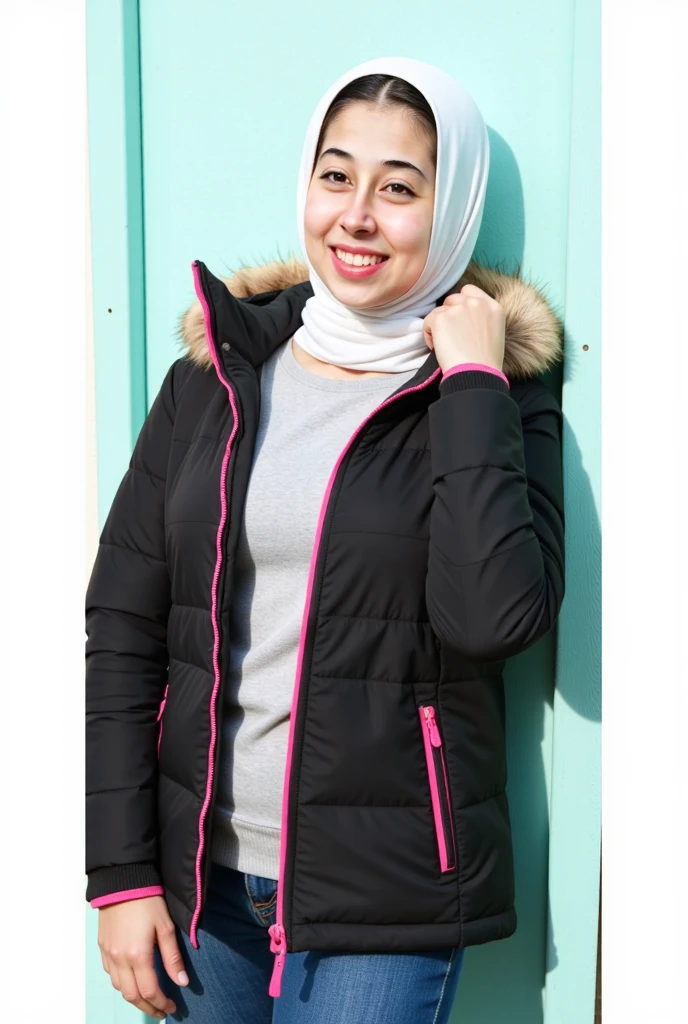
[383,208,432,261]
[304,193,339,241]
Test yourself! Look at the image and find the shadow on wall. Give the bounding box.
[448,129,601,1024]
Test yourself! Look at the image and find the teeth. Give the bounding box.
[335,248,385,267]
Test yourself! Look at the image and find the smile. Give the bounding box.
[329,247,389,280]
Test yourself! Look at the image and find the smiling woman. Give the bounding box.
[87,55,565,1024]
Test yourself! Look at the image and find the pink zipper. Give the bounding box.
[189,261,241,949]
[268,368,442,997]
[419,705,457,873]
[156,684,169,758]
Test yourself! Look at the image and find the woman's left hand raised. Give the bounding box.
[423,285,506,374]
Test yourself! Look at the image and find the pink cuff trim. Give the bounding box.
[90,886,164,909]
[442,362,510,388]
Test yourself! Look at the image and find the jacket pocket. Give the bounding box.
[157,684,169,758]
[418,705,457,873]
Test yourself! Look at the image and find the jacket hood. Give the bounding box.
[178,256,564,381]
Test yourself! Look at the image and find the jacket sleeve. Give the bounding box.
[85,359,186,906]
[426,369,565,663]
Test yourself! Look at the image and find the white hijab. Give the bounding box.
[292,56,490,373]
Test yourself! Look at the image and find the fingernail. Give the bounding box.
[178,971,189,985]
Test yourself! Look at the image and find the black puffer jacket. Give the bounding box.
[86,256,565,989]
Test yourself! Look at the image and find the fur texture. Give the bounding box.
[177,256,564,380]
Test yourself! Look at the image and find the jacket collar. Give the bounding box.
[182,256,563,382]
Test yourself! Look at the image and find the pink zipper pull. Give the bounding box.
[423,706,442,747]
[268,923,286,997]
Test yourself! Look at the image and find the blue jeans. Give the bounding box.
[154,862,465,1023]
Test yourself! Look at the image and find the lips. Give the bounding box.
[329,246,389,280]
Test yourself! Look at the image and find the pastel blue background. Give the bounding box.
[86,1,600,1021]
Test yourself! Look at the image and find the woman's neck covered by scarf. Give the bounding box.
[292,56,491,374]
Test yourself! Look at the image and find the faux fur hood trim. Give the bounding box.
[177,256,563,381]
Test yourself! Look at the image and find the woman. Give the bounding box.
[86,56,565,1023]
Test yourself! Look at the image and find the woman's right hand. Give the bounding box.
[97,895,189,1020]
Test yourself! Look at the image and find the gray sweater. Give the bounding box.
[210,338,416,880]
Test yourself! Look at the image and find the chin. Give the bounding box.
[329,284,388,309]
[315,266,396,310]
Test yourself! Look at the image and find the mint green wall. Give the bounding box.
[86,2,600,1022]
[544,0,601,1020]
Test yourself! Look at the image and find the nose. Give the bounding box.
[339,190,376,235]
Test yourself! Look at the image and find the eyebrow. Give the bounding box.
[317,147,429,183]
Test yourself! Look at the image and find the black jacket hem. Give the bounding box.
[289,907,516,952]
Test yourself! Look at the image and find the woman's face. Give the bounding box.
[304,102,435,309]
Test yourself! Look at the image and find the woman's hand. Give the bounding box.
[98,895,189,1020]
[423,285,506,373]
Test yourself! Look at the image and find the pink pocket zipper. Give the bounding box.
[157,684,169,758]
[419,705,457,873]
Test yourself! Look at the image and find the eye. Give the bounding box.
[384,182,415,196]
[320,171,350,185]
